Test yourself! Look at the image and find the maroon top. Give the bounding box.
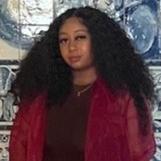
[43,84,92,161]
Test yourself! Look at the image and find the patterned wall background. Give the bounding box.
[0,0,161,161]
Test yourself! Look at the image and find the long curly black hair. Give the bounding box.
[12,6,154,134]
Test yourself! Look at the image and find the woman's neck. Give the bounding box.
[72,67,97,86]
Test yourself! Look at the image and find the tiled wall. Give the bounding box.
[0,0,161,161]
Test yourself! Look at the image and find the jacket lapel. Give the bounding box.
[85,79,130,161]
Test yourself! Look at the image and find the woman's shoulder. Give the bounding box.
[93,78,132,115]
[15,92,47,123]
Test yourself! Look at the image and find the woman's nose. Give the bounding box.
[68,40,77,51]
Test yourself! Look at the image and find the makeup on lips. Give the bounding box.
[68,55,82,63]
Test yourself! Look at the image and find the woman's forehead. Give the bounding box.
[59,17,87,33]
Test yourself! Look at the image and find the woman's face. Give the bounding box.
[58,17,94,71]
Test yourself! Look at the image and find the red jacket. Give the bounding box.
[9,78,156,161]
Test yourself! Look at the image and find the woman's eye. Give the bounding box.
[75,35,87,40]
[59,38,68,44]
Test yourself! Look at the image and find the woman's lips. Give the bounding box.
[68,56,81,63]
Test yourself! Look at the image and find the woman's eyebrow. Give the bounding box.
[74,29,88,33]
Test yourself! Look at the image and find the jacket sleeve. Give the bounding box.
[125,96,156,161]
[9,102,30,161]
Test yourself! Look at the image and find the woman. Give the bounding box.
[9,6,156,161]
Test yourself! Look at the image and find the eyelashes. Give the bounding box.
[59,35,87,45]
[75,35,87,40]
[59,38,68,44]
